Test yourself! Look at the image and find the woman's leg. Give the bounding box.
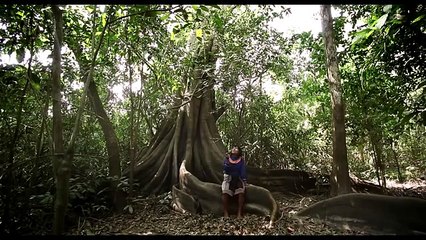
[237,192,245,218]
[222,193,230,217]
[235,178,246,218]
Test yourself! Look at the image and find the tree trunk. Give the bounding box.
[320,5,352,196]
[127,38,136,197]
[52,5,113,233]
[391,140,403,183]
[370,139,382,186]
[126,36,316,225]
[135,64,145,151]
[36,95,49,157]
[358,142,365,165]
[51,5,68,234]
[376,137,387,188]
[88,80,124,211]
[368,127,386,188]
[87,8,123,212]
[66,7,124,212]
[136,65,155,138]
[127,37,317,192]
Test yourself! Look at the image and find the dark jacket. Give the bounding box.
[223,156,247,182]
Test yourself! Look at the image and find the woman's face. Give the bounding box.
[231,147,239,156]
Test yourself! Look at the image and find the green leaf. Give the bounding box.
[411,15,425,24]
[211,5,221,10]
[375,14,388,29]
[192,5,199,10]
[350,28,375,47]
[214,14,224,29]
[35,38,43,47]
[40,35,49,43]
[30,81,41,91]
[173,27,181,34]
[112,33,119,41]
[182,11,189,21]
[182,23,191,29]
[351,35,363,46]
[30,73,42,91]
[352,28,373,41]
[383,5,392,13]
[195,29,202,38]
[160,12,170,21]
[366,29,375,38]
[85,6,94,13]
[146,11,161,17]
[384,25,391,35]
[170,31,175,41]
[172,84,178,92]
[200,6,209,12]
[16,48,25,63]
[101,13,106,27]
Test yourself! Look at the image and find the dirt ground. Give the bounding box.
[67,191,372,235]
[66,178,426,236]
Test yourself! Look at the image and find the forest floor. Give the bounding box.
[67,179,426,236]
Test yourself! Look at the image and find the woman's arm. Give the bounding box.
[223,156,229,173]
[240,159,247,184]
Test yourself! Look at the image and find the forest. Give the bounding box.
[0,4,425,235]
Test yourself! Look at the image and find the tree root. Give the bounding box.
[297,193,426,234]
[173,160,282,227]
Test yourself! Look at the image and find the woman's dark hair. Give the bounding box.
[230,146,243,157]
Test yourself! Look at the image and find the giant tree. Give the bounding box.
[123,6,317,225]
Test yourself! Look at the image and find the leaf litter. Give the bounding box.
[68,191,369,235]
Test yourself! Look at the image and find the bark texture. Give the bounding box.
[320,5,352,196]
[173,160,282,227]
[87,80,124,211]
[297,193,426,234]
[51,5,69,235]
